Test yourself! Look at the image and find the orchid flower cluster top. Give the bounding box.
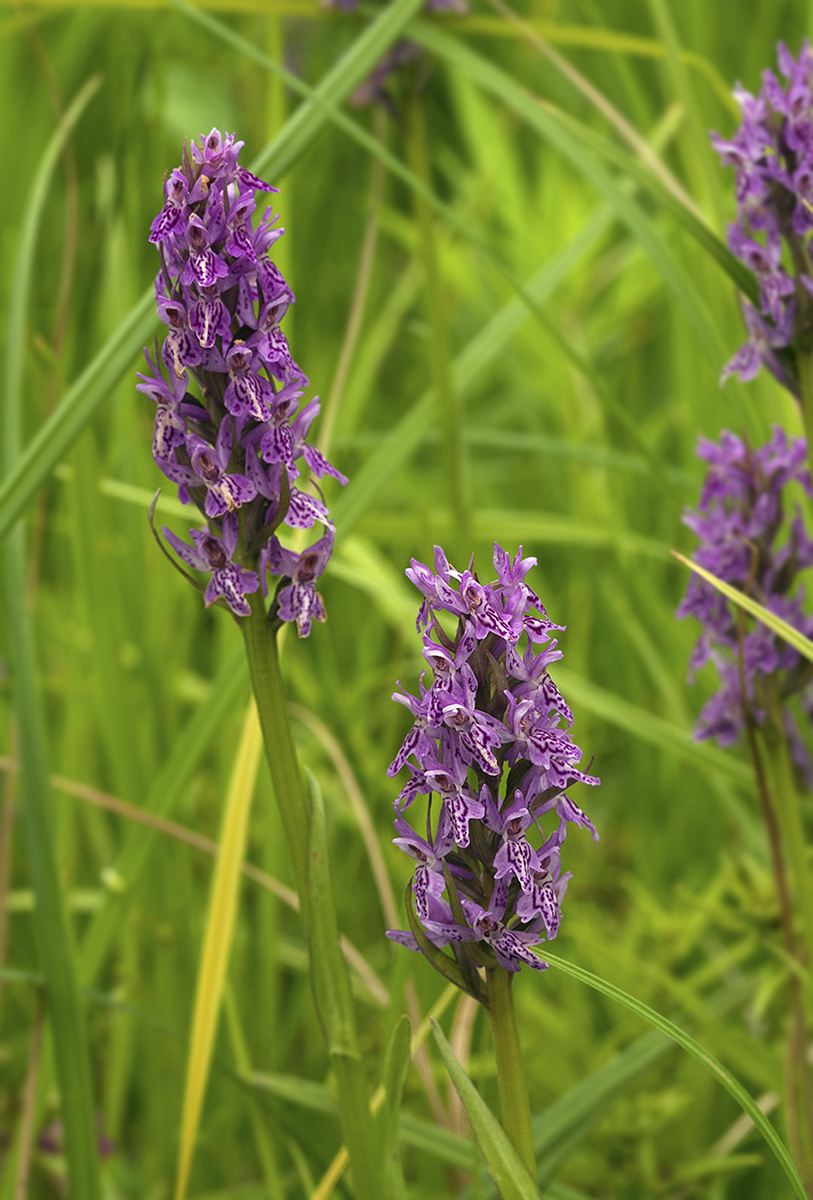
[713,42,813,395]
[387,544,599,988]
[678,428,813,777]
[137,128,345,632]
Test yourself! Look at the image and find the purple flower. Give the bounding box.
[264,530,334,637]
[140,128,346,636]
[712,41,813,399]
[162,518,259,617]
[387,544,598,994]
[678,429,813,771]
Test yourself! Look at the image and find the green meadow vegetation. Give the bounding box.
[2,0,813,1196]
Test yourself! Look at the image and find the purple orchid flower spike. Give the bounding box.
[711,41,813,403]
[140,128,346,636]
[387,543,599,995]
[678,428,813,776]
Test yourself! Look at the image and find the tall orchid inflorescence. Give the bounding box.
[713,42,813,397]
[137,129,345,632]
[677,428,813,777]
[387,544,599,1000]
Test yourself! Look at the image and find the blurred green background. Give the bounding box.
[2,0,812,1196]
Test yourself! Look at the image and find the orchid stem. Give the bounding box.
[241,591,309,903]
[486,966,538,1184]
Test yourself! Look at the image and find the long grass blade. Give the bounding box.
[541,951,806,1200]
[306,770,383,1199]
[175,699,263,1200]
[79,644,250,985]
[431,1019,542,1200]
[672,551,813,663]
[3,76,103,1200]
[411,21,727,367]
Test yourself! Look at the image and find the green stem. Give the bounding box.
[764,681,813,980]
[486,966,537,1181]
[240,599,382,1199]
[798,350,813,472]
[240,592,309,902]
[405,91,470,550]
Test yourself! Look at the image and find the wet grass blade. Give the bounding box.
[175,700,263,1200]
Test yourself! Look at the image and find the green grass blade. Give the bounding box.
[523,103,758,305]
[332,209,613,537]
[0,286,156,541]
[188,0,428,183]
[79,644,250,986]
[673,551,813,664]
[175,701,263,1200]
[378,1014,412,1200]
[430,1019,542,1200]
[306,770,383,1199]
[2,76,103,1200]
[410,21,727,367]
[554,666,753,785]
[471,1031,671,1198]
[172,0,667,464]
[535,1031,672,1183]
[541,952,806,1200]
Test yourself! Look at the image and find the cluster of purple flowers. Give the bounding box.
[677,428,813,777]
[712,42,813,396]
[386,544,599,989]
[138,128,345,632]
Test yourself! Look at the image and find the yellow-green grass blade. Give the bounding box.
[306,770,383,1198]
[542,952,806,1200]
[672,551,813,664]
[431,1019,542,1200]
[174,699,263,1200]
[202,0,427,185]
[520,102,758,306]
[645,0,725,226]
[3,76,103,1200]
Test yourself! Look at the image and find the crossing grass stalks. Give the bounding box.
[2,1,812,1196]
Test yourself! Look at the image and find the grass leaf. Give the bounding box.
[175,700,263,1200]
[2,76,104,1200]
[542,951,807,1200]
[431,1018,542,1200]
[672,551,813,664]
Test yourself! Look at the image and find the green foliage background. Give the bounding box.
[1,0,812,1196]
